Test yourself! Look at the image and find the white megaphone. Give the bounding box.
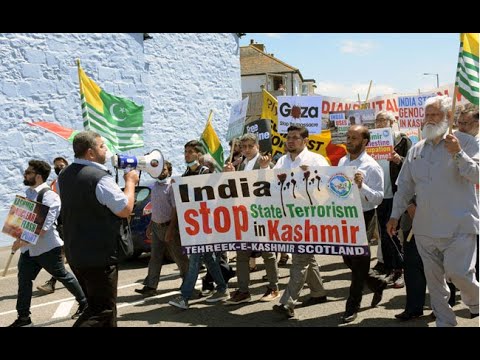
[111,149,164,178]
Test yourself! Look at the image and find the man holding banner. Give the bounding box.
[268,125,329,319]
[8,160,87,327]
[224,133,280,304]
[339,125,387,323]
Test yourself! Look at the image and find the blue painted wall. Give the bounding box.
[0,33,241,246]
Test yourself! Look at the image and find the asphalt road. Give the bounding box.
[0,245,478,327]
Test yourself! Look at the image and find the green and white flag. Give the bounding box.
[456,33,479,105]
[78,64,144,152]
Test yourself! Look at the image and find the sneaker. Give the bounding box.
[226,290,251,305]
[372,262,386,275]
[272,304,295,318]
[71,303,88,319]
[392,273,405,289]
[134,286,157,297]
[8,317,33,327]
[168,296,189,310]
[301,295,328,307]
[37,279,55,294]
[278,254,291,266]
[260,288,280,302]
[206,290,229,303]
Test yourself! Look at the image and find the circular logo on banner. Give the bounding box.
[327,174,352,198]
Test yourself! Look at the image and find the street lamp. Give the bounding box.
[423,73,439,88]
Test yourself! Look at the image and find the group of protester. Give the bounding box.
[7,95,479,327]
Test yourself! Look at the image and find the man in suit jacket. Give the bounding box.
[224,133,280,304]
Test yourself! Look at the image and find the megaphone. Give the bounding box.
[111,149,164,178]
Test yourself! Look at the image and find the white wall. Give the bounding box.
[241,75,265,93]
[0,33,241,246]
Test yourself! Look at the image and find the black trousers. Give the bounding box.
[71,264,118,327]
[403,235,426,314]
[342,209,385,313]
[377,198,403,272]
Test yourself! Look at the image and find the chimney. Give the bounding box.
[251,43,265,52]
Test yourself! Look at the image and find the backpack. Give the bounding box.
[36,188,64,239]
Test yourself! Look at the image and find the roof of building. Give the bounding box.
[240,45,303,80]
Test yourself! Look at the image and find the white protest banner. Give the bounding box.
[278,96,322,134]
[366,128,394,160]
[172,166,368,256]
[226,97,249,141]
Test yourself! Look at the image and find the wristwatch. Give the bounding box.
[453,150,463,160]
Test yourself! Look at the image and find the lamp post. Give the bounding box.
[423,73,439,88]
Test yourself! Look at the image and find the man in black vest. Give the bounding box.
[59,131,139,327]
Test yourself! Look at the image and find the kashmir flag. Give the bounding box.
[456,33,479,105]
[199,111,224,172]
[261,89,346,166]
[78,64,144,152]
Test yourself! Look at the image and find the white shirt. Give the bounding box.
[338,151,384,212]
[243,153,260,171]
[273,147,329,170]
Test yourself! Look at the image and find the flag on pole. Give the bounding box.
[199,111,224,172]
[27,121,79,142]
[78,63,144,152]
[456,33,479,105]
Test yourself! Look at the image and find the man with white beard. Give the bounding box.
[387,95,479,327]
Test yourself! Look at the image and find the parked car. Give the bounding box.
[126,183,174,262]
[129,184,153,258]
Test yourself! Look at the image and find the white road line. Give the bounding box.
[0,273,197,317]
[52,300,75,319]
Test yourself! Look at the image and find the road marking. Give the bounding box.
[52,300,75,319]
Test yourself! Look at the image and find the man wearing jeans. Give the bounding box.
[8,160,87,327]
[168,140,228,310]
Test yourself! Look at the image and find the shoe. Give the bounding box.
[37,279,55,294]
[394,310,423,321]
[471,312,479,319]
[168,296,189,310]
[371,282,387,308]
[392,273,405,289]
[341,311,357,323]
[206,290,229,303]
[301,295,328,307]
[278,254,291,266]
[71,303,88,319]
[225,290,251,305]
[8,317,33,327]
[372,262,385,275]
[272,304,295,318]
[260,288,280,302]
[134,286,157,297]
[385,269,402,285]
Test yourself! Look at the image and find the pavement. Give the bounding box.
[0,244,478,327]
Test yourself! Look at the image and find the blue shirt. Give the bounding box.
[73,158,128,215]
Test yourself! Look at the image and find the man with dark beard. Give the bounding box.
[8,160,87,327]
[36,156,69,296]
[338,125,388,323]
[387,95,479,327]
[59,131,139,327]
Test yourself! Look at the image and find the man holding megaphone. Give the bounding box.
[58,130,139,327]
